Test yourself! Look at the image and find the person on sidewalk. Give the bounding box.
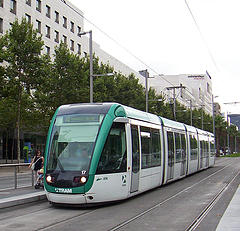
[29,150,44,186]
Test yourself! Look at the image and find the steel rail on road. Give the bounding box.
[0,163,34,189]
[108,162,236,231]
[185,169,240,231]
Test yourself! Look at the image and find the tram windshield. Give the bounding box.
[46,114,104,173]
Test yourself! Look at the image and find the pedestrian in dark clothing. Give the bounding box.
[29,150,44,186]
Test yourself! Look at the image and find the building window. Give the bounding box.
[55,11,59,23]
[46,25,50,38]
[62,35,67,44]
[36,20,41,33]
[46,5,50,18]
[25,14,31,23]
[10,0,16,14]
[26,0,31,6]
[36,0,41,12]
[77,26,81,36]
[70,21,74,33]
[70,40,74,51]
[63,16,67,28]
[77,44,81,55]
[54,30,59,43]
[0,0,3,8]
[46,46,50,55]
[0,18,3,33]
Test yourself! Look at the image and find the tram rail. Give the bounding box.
[108,161,239,231]
[1,158,238,231]
[184,169,240,231]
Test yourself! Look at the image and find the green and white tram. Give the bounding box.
[44,103,215,205]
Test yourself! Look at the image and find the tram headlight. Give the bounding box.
[80,176,87,183]
[46,175,53,183]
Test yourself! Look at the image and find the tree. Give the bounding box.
[36,42,88,111]
[0,18,46,162]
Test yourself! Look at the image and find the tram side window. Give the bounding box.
[190,135,198,160]
[167,131,174,162]
[181,134,187,161]
[205,141,209,157]
[210,141,215,156]
[141,127,151,169]
[200,141,204,158]
[151,129,161,166]
[141,127,161,169]
[96,123,127,174]
[175,133,182,163]
[131,125,140,173]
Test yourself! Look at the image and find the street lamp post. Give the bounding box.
[212,95,218,152]
[139,69,154,112]
[187,99,193,126]
[227,111,230,153]
[79,30,93,103]
[79,30,114,103]
[89,31,93,103]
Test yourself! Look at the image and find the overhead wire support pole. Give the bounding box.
[223,101,240,153]
[166,85,186,121]
[89,30,93,103]
[139,69,155,113]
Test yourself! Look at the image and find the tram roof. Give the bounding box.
[184,124,198,133]
[160,117,186,130]
[122,105,161,124]
[57,103,116,115]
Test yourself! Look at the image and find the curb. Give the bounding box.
[0,191,46,209]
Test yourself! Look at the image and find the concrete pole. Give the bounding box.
[212,95,216,151]
[145,72,148,112]
[227,112,230,153]
[190,100,193,126]
[89,30,93,103]
[139,70,150,112]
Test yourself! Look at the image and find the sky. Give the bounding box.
[69,0,240,116]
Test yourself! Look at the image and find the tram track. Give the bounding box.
[108,160,239,231]
[38,209,97,231]
[184,169,240,231]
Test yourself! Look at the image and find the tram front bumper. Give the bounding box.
[46,191,87,205]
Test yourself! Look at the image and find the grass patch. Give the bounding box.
[220,153,240,157]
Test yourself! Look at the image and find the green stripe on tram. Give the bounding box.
[44,107,59,192]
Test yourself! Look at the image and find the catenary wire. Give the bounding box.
[65,0,175,87]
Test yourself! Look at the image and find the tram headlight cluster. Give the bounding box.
[80,176,87,183]
[73,176,87,184]
[46,175,54,183]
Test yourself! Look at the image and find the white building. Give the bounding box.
[0,0,144,82]
[148,73,213,115]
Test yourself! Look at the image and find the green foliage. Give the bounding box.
[220,153,240,157]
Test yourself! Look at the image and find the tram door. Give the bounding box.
[167,131,174,180]
[180,134,187,176]
[130,125,140,193]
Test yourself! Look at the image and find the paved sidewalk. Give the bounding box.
[216,185,240,231]
[0,186,46,209]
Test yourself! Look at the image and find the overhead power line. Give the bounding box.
[65,1,174,87]
[184,0,218,71]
